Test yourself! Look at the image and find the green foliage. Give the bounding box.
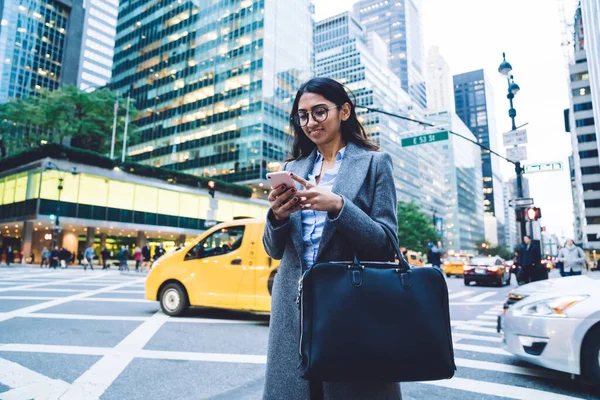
[0,86,138,154]
[396,201,439,254]
[0,144,253,198]
[476,240,513,260]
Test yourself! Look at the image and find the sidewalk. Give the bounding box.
[0,263,149,276]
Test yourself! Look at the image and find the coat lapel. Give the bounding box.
[287,149,318,261]
[316,142,373,260]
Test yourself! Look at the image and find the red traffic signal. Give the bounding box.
[525,207,542,221]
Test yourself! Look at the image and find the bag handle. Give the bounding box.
[352,224,410,271]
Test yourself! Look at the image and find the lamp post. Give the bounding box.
[498,53,527,242]
[45,162,78,248]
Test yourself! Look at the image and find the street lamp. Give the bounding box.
[45,161,78,248]
[499,52,527,242]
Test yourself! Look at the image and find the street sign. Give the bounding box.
[401,131,449,147]
[503,129,528,147]
[524,162,563,174]
[507,145,527,162]
[508,197,534,208]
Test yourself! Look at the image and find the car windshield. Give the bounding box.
[470,258,499,266]
[447,256,467,263]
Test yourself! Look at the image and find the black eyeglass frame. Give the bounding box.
[291,104,343,127]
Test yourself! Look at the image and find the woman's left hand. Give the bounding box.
[290,173,343,216]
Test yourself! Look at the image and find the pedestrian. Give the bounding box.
[5,246,13,266]
[40,247,49,268]
[134,246,142,271]
[557,239,586,276]
[50,246,59,269]
[77,251,84,265]
[84,245,95,271]
[119,245,130,272]
[101,247,110,270]
[427,241,443,272]
[517,235,542,285]
[153,242,165,261]
[142,243,151,268]
[262,77,401,399]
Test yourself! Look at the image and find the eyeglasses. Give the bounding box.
[292,105,341,127]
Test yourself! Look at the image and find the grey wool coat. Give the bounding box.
[262,142,402,400]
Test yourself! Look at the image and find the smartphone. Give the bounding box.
[266,171,296,190]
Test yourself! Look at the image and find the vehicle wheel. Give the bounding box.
[446,273,451,278]
[160,283,189,317]
[464,280,470,286]
[582,325,600,382]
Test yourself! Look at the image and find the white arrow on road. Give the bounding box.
[0,357,70,400]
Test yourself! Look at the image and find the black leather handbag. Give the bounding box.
[297,225,456,382]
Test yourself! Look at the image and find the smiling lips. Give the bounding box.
[309,129,323,136]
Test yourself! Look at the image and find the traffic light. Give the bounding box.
[208,180,215,198]
[525,207,542,221]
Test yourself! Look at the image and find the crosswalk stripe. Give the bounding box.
[452,324,498,334]
[455,357,564,379]
[460,320,497,327]
[476,315,499,320]
[423,377,583,400]
[448,291,471,300]
[452,333,502,343]
[466,291,497,302]
[453,343,510,356]
[484,310,501,315]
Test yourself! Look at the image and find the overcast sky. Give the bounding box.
[312,0,578,239]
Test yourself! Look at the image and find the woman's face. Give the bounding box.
[297,92,350,147]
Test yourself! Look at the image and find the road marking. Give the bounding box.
[476,315,499,320]
[423,377,583,400]
[20,313,149,322]
[466,291,497,302]
[452,324,499,334]
[484,310,501,315]
[452,333,502,343]
[0,275,99,294]
[138,349,267,364]
[59,311,169,400]
[10,288,85,293]
[454,357,564,380]
[172,317,266,325]
[83,297,151,303]
[0,357,70,400]
[106,289,145,294]
[0,278,146,323]
[460,319,497,327]
[453,343,510,356]
[0,296,58,300]
[448,291,471,300]
[0,343,109,356]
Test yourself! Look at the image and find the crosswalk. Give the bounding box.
[448,289,502,303]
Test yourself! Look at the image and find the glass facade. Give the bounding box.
[0,0,70,101]
[353,0,426,108]
[78,0,119,90]
[314,12,445,208]
[112,0,312,195]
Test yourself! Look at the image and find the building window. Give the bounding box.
[577,133,597,143]
[582,166,600,175]
[573,87,591,96]
[574,102,593,112]
[583,182,600,191]
[576,117,595,127]
[579,149,599,158]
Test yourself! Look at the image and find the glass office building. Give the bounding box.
[453,69,505,245]
[314,12,445,213]
[112,0,312,194]
[353,0,427,109]
[0,0,84,102]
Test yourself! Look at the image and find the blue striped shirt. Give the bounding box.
[301,147,346,268]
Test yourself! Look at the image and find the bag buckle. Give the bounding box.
[395,268,411,289]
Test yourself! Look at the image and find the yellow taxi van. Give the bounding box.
[145,218,280,316]
[443,254,470,277]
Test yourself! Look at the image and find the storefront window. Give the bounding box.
[158,189,179,214]
[3,176,15,205]
[108,181,135,210]
[26,171,41,200]
[79,175,108,206]
[134,185,158,213]
[179,193,199,218]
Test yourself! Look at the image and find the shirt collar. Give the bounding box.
[315,146,346,163]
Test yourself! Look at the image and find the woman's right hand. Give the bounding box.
[269,185,302,221]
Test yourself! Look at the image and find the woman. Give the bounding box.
[134,246,142,272]
[263,77,400,399]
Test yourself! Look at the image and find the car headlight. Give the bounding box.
[520,295,588,318]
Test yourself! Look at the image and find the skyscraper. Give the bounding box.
[425,46,454,113]
[0,0,84,102]
[112,0,312,193]
[77,0,119,90]
[566,4,600,248]
[353,0,427,109]
[453,69,505,246]
[314,12,445,215]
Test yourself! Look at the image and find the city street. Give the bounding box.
[0,266,597,400]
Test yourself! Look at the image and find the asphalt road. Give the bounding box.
[0,265,597,400]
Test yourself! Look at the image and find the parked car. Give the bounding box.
[498,275,600,382]
[443,255,470,277]
[463,256,511,286]
[405,250,425,267]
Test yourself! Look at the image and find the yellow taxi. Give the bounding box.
[145,218,280,316]
[442,255,470,277]
[405,250,425,267]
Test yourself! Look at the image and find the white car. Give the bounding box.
[499,275,600,382]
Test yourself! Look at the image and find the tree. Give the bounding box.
[397,201,439,254]
[476,240,513,260]
[0,86,139,156]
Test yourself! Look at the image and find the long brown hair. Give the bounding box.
[286,77,378,161]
